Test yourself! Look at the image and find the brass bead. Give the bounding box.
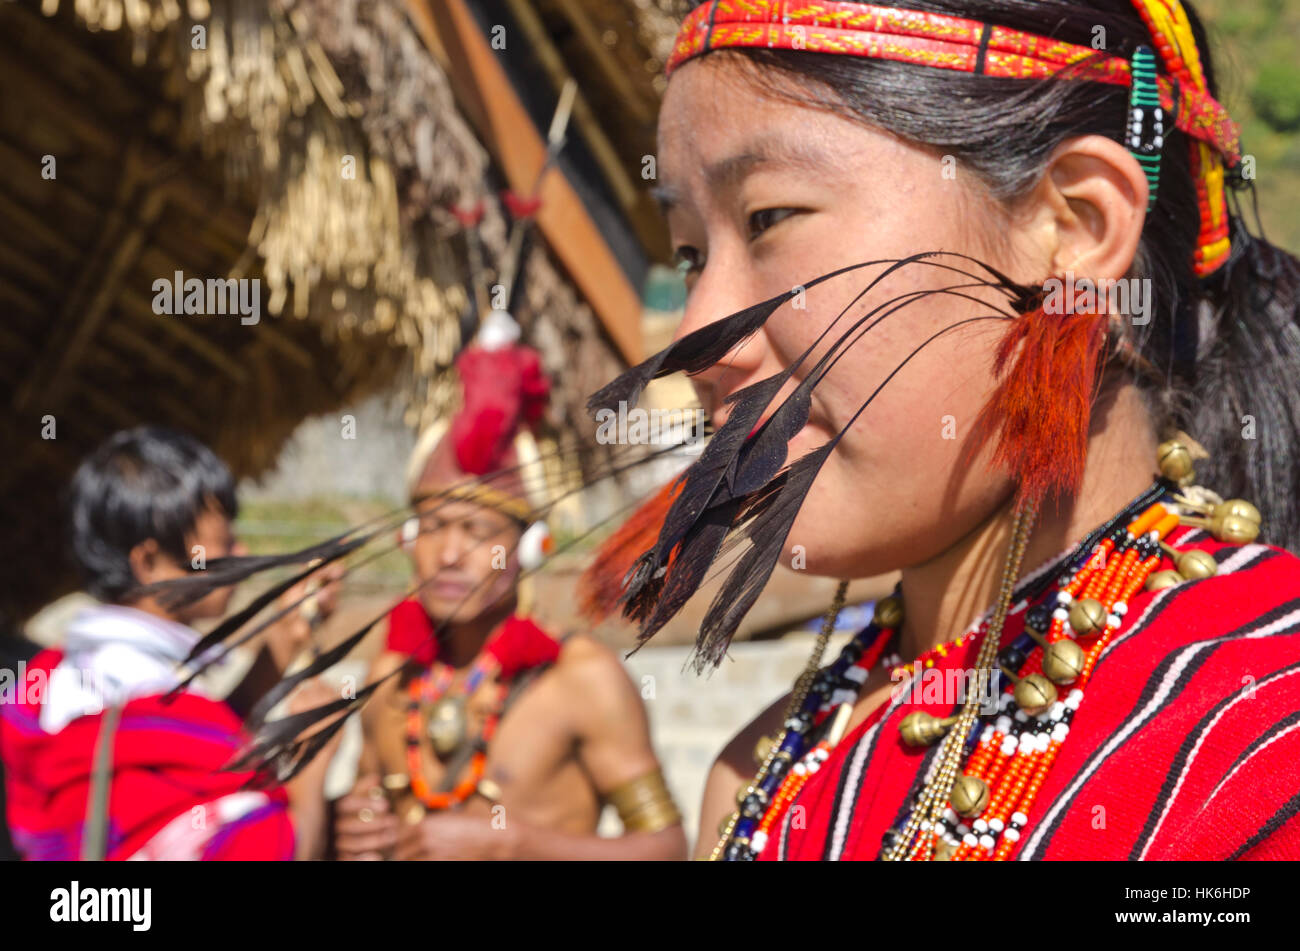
[719,812,739,837]
[1213,499,1261,526]
[1067,598,1106,637]
[899,711,956,748]
[1041,639,1085,686]
[873,595,904,629]
[1014,673,1058,715]
[752,734,775,766]
[1157,440,1195,485]
[933,838,957,861]
[1175,548,1218,580]
[735,785,752,806]
[1210,514,1259,545]
[951,774,990,819]
[1146,569,1184,591]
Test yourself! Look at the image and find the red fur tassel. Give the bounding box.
[969,295,1109,507]
[578,476,684,621]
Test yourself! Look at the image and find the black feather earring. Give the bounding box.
[684,313,1011,666]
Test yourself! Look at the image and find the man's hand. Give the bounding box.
[334,774,400,861]
[394,810,517,861]
[265,562,344,673]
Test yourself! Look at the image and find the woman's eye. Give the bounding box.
[673,246,704,277]
[748,207,797,240]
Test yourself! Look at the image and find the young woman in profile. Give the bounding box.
[583,0,1300,861]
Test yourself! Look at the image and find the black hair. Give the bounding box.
[682,0,1300,551]
[67,426,239,603]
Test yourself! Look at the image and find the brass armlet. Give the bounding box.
[605,768,682,835]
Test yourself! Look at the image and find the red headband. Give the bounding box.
[667,1,1238,163]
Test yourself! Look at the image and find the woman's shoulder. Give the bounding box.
[1118,529,1300,650]
[1086,529,1300,743]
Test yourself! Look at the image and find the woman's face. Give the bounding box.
[657,58,1047,578]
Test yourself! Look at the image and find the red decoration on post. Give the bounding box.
[501,190,543,220]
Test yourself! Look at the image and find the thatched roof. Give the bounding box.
[0,0,670,620]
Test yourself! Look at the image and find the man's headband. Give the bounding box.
[667,0,1240,276]
[413,483,534,525]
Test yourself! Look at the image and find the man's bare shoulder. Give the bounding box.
[546,633,635,692]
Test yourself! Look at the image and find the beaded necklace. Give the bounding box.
[404,652,505,811]
[712,456,1262,861]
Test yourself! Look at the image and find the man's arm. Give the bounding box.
[509,635,687,860]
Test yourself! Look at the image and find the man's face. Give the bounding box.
[133,505,246,622]
[408,497,523,625]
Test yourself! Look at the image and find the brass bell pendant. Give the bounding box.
[951,774,990,819]
[1145,569,1183,591]
[1157,440,1195,485]
[1001,668,1057,716]
[1067,598,1106,638]
[426,696,468,756]
[1041,639,1086,685]
[899,711,960,747]
[1160,543,1218,580]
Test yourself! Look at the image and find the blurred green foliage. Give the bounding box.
[1197,0,1300,252]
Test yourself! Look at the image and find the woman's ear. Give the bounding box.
[1022,134,1149,283]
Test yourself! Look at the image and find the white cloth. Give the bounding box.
[127,791,276,861]
[40,605,209,733]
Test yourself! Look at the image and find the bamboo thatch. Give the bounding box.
[0,0,644,619]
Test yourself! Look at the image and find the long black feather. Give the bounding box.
[230,682,383,785]
[634,496,742,643]
[586,259,896,416]
[178,534,371,667]
[693,444,835,670]
[244,622,380,729]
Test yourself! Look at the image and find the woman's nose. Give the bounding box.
[672,256,768,393]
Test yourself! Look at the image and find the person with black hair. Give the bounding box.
[582,0,1300,860]
[0,426,339,860]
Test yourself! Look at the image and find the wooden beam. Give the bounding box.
[14,142,170,412]
[118,287,251,384]
[501,0,644,212]
[406,0,643,366]
[551,0,656,125]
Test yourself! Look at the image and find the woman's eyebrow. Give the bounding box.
[703,136,832,190]
[652,135,830,213]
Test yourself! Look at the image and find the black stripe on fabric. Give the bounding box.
[1219,703,1300,787]
[871,732,947,859]
[820,727,863,860]
[974,23,992,74]
[1213,544,1276,566]
[1128,659,1300,859]
[1089,547,1275,683]
[1028,634,1213,859]
[1228,788,1300,860]
[826,708,900,861]
[1029,593,1300,859]
[703,0,719,52]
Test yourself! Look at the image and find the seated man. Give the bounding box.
[0,426,336,860]
[334,317,687,860]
